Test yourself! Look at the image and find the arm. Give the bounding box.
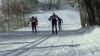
[56,15,60,21]
[48,16,52,21]
[28,18,31,24]
[57,15,60,19]
[61,19,63,23]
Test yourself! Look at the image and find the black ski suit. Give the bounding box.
[48,15,59,34]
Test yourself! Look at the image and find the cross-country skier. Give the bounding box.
[58,18,63,31]
[28,16,38,34]
[48,13,60,34]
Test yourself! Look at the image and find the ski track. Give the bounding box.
[0,9,100,56]
[0,32,53,56]
[0,27,100,56]
[0,26,100,56]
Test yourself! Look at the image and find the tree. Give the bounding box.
[79,0,100,27]
[84,0,96,26]
[0,0,39,31]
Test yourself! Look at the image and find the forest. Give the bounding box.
[0,0,100,31]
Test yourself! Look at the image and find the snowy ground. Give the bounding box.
[0,10,100,56]
[17,10,81,31]
[1,26,100,56]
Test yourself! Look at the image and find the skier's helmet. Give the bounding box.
[53,13,55,16]
[32,16,34,18]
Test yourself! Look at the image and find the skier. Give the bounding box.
[28,16,38,34]
[58,18,63,31]
[48,13,60,34]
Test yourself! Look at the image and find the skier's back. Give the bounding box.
[28,16,38,34]
[58,18,63,31]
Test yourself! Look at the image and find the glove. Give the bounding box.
[48,18,51,21]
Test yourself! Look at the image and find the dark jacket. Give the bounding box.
[48,15,59,23]
[28,17,38,25]
[58,18,63,24]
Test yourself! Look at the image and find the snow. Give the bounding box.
[0,9,100,56]
[31,10,80,26]
[17,10,81,31]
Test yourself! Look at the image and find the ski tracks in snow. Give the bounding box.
[0,26,100,56]
[0,33,53,56]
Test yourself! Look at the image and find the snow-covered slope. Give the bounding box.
[17,10,81,31]
[1,26,100,56]
[0,9,100,56]
[31,10,80,26]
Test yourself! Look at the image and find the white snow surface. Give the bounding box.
[0,10,100,56]
[32,10,80,26]
[17,10,81,31]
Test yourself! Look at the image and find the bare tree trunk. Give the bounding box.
[79,0,87,27]
[7,0,10,30]
[79,0,97,27]
[84,0,96,26]
[94,0,100,25]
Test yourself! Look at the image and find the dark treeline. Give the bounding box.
[0,0,38,31]
[79,0,100,27]
[0,0,67,31]
[1,0,100,30]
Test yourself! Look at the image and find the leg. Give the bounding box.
[58,23,61,31]
[34,25,37,34]
[55,23,57,34]
[59,23,61,30]
[31,23,34,33]
[61,24,62,30]
[52,23,54,34]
